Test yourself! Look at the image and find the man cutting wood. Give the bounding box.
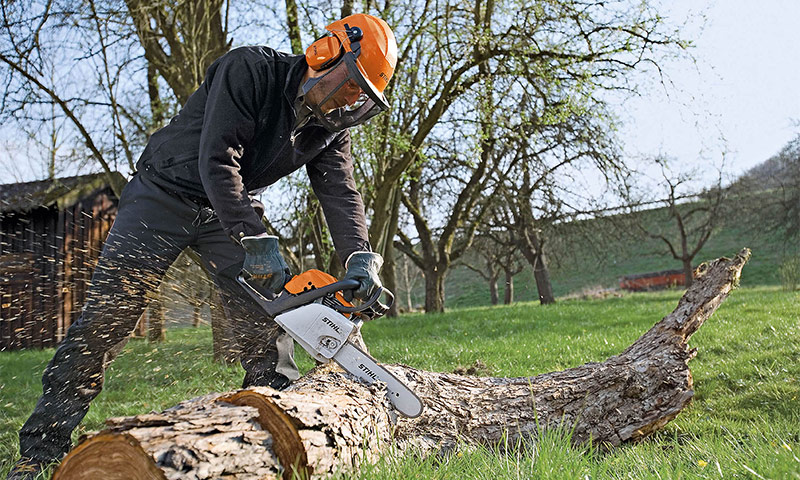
[8,13,397,479]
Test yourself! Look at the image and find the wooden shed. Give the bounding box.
[0,172,124,351]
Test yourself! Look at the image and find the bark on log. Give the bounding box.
[53,249,750,480]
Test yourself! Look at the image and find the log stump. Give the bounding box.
[53,249,750,479]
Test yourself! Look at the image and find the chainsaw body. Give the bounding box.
[237,269,423,418]
[274,303,354,362]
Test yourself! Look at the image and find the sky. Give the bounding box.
[619,0,800,183]
[0,0,797,187]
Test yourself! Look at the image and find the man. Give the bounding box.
[8,13,397,479]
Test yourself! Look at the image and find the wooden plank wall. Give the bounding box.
[0,215,54,350]
[0,188,117,351]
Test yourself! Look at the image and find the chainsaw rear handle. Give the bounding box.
[237,275,393,318]
[336,286,395,318]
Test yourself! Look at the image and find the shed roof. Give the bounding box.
[0,172,125,214]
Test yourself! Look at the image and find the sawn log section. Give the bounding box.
[53,249,750,480]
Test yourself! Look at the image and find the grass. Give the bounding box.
[1,285,799,478]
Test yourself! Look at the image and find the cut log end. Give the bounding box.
[218,390,311,480]
[53,433,166,480]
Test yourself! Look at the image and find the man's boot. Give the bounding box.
[5,457,46,480]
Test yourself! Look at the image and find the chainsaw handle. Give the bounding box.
[334,286,394,317]
[237,275,362,317]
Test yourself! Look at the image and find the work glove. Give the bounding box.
[240,235,291,294]
[343,251,383,301]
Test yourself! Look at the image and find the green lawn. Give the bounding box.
[1,285,798,479]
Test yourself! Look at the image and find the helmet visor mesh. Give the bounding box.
[302,52,389,132]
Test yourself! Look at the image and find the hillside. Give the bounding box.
[440,198,794,309]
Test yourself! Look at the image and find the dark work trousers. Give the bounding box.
[17,174,299,462]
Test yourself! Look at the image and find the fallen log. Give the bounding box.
[53,249,750,480]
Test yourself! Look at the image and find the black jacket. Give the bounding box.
[136,46,370,264]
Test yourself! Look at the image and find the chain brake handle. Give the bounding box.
[336,285,394,319]
[237,275,394,319]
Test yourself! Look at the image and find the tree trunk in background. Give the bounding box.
[146,61,164,129]
[383,246,400,316]
[210,289,238,364]
[369,185,400,305]
[341,0,353,18]
[529,229,555,304]
[54,250,750,480]
[532,251,555,304]
[423,266,445,313]
[503,269,513,304]
[133,315,147,338]
[376,186,403,317]
[518,240,555,305]
[486,259,499,305]
[126,0,230,105]
[146,297,166,342]
[192,301,202,327]
[174,250,237,362]
[399,259,417,312]
[683,257,694,288]
[284,0,302,54]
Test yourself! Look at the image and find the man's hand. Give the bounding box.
[343,251,383,301]
[241,235,291,294]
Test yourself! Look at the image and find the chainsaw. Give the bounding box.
[237,269,424,418]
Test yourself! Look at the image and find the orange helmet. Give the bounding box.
[302,14,398,131]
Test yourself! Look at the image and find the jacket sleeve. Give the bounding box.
[198,49,268,242]
[306,130,371,266]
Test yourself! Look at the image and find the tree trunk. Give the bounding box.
[210,289,237,364]
[486,259,499,305]
[423,265,445,313]
[532,250,555,304]
[400,260,415,312]
[683,257,694,288]
[192,301,201,328]
[146,61,164,129]
[53,250,750,480]
[503,269,513,304]
[284,0,302,55]
[516,228,556,305]
[146,297,165,343]
[529,229,555,305]
[133,314,147,338]
[341,0,353,18]
[383,244,400,317]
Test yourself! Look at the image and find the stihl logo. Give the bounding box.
[321,317,342,334]
[358,363,379,381]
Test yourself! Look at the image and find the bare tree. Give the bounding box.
[393,10,510,312]
[622,156,728,287]
[351,0,687,312]
[0,1,141,193]
[461,232,524,305]
[125,0,231,105]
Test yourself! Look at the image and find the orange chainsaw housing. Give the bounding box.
[283,269,354,309]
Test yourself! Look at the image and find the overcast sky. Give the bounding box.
[619,0,800,182]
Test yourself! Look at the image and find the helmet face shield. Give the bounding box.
[302,51,390,132]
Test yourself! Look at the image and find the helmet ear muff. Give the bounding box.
[306,35,343,71]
